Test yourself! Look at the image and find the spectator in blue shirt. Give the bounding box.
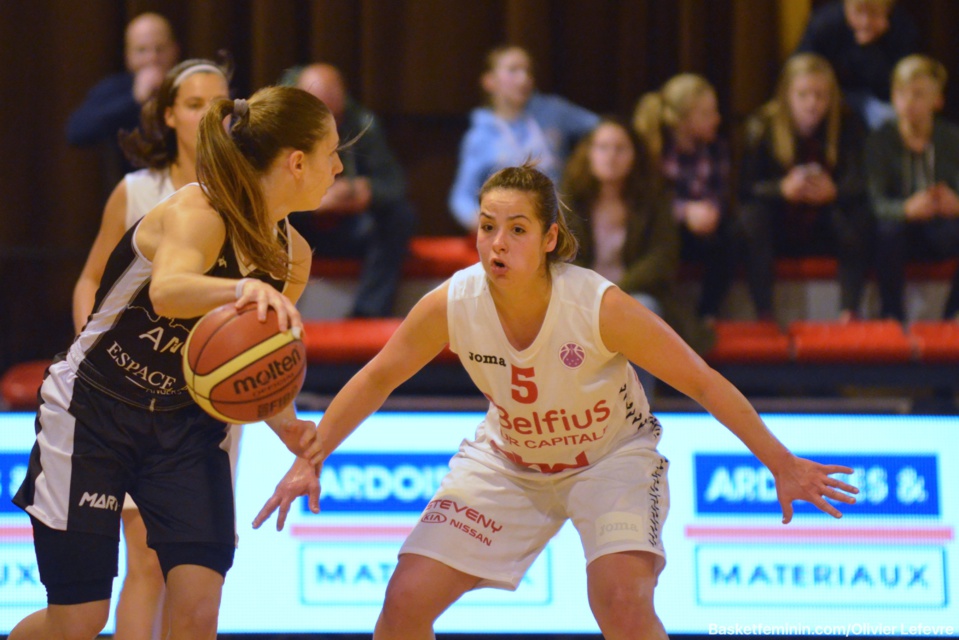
[449,45,598,231]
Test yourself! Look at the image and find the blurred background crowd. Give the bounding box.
[3,0,959,380]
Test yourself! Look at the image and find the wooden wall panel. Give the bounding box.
[3,0,959,372]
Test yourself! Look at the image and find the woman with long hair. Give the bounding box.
[563,117,714,400]
[11,85,340,640]
[739,53,871,321]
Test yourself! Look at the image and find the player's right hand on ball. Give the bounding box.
[236,278,302,334]
[253,457,320,531]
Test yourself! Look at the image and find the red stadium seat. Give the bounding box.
[910,321,959,363]
[0,359,51,410]
[301,319,458,365]
[310,236,477,280]
[773,257,838,280]
[706,321,792,364]
[678,257,956,282]
[789,320,915,363]
[905,259,958,280]
[403,236,477,278]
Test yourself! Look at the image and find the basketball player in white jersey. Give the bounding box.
[72,57,229,640]
[255,164,858,640]
[11,86,338,640]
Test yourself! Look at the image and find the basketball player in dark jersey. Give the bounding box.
[11,86,340,640]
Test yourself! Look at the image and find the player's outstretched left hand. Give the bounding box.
[253,457,320,531]
[774,455,859,523]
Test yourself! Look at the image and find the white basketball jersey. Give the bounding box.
[448,263,659,475]
[124,168,175,229]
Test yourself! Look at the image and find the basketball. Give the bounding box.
[183,302,306,423]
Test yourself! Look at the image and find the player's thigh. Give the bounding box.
[120,508,161,577]
[384,553,481,615]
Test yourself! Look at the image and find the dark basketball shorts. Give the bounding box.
[14,360,237,603]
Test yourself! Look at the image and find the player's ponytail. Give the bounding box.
[196,86,333,280]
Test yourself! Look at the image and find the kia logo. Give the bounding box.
[421,512,447,524]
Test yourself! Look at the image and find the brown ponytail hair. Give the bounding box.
[196,85,334,279]
[120,57,232,169]
[633,73,715,167]
[479,162,578,266]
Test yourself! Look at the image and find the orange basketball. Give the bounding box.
[183,302,306,423]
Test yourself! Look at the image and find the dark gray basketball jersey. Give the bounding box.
[68,219,290,411]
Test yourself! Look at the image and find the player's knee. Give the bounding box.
[590,582,657,631]
[52,605,110,640]
[124,549,163,583]
[380,577,437,628]
[169,592,219,636]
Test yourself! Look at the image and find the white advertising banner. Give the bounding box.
[0,411,956,636]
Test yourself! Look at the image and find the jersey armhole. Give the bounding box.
[593,282,618,360]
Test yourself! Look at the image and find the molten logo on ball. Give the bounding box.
[232,350,302,394]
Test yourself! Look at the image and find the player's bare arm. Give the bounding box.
[73,179,130,333]
[144,186,235,318]
[599,286,858,522]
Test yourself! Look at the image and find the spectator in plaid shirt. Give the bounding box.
[634,74,737,322]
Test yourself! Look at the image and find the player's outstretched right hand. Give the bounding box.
[253,457,320,531]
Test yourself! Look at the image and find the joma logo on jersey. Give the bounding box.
[78,492,119,511]
[600,522,639,535]
[467,352,506,367]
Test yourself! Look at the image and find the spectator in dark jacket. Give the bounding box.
[739,54,872,322]
[284,63,416,317]
[795,0,918,129]
[563,118,715,402]
[67,12,180,191]
[866,55,959,321]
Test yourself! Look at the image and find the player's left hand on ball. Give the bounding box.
[774,456,859,523]
[253,457,320,531]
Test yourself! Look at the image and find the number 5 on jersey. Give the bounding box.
[511,365,537,403]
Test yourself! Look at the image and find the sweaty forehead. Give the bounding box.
[481,189,538,216]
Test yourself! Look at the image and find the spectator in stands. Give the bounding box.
[282,63,416,318]
[865,55,959,321]
[449,45,599,231]
[795,0,918,130]
[633,74,737,322]
[739,54,872,323]
[563,118,715,402]
[67,12,180,189]
[72,57,232,640]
